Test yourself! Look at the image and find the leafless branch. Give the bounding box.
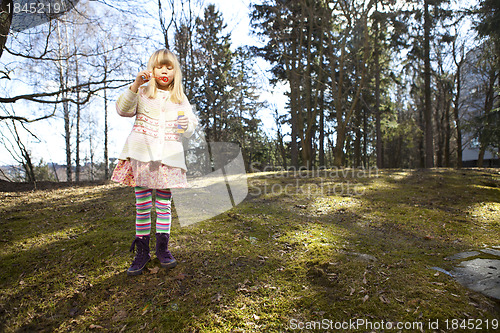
[0,79,130,104]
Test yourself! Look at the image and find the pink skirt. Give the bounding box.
[111,159,188,189]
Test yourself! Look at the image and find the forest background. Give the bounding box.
[0,0,499,183]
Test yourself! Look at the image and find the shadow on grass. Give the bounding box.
[0,184,133,331]
[244,168,500,320]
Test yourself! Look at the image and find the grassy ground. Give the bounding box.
[0,168,499,332]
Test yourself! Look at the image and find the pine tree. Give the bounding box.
[194,4,232,143]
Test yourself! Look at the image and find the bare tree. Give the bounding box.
[452,36,466,168]
[0,106,38,182]
[1,0,143,182]
[327,0,374,167]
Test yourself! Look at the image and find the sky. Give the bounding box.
[0,0,288,167]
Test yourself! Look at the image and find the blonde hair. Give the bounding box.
[144,49,186,104]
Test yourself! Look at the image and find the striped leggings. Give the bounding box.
[134,187,172,236]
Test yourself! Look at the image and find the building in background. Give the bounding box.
[459,41,499,167]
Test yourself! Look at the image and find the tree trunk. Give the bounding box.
[289,45,299,169]
[418,102,425,168]
[453,41,464,168]
[57,21,72,182]
[278,129,287,170]
[477,145,486,167]
[444,89,451,167]
[75,57,81,182]
[302,4,317,169]
[294,4,306,168]
[319,88,325,167]
[335,126,346,167]
[435,86,443,167]
[354,102,362,167]
[64,100,71,182]
[375,18,383,169]
[454,102,463,168]
[104,57,109,180]
[424,0,434,168]
[89,132,95,181]
[363,100,368,167]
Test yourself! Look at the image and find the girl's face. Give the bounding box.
[153,63,175,90]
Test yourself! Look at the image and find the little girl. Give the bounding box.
[111,49,198,276]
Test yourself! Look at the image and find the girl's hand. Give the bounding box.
[130,70,151,93]
[178,115,189,130]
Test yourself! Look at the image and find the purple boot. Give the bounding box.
[127,235,151,276]
[155,233,177,269]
